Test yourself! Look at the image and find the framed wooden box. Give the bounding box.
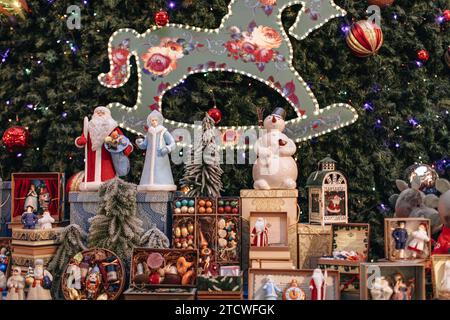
[384,218,432,262]
[360,262,426,300]
[11,172,64,223]
[172,215,196,250]
[318,223,370,275]
[197,274,243,300]
[248,268,340,300]
[297,223,331,269]
[130,248,198,289]
[431,254,450,300]
[249,212,288,250]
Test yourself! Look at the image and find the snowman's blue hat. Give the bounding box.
[271,107,286,120]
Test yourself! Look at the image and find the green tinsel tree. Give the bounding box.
[0,0,448,259]
[88,177,143,261]
[181,113,224,197]
[47,224,87,299]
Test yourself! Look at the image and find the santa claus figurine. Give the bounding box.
[27,259,53,300]
[327,195,342,215]
[309,268,327,300]
[251,217,269,247]
[75,106,133,191]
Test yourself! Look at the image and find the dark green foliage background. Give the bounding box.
[0,0,449,258]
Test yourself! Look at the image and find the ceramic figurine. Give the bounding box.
[392,221,408,259]
[135,110,177,191]
[6,266,25,300]
[391,273,414,300]
[75,106,133,191]
[407,223,430,258]
[262,276,282,300]
[251,217,269,247]
[24,183,38,212]
[283,279,306,300]
[252,107,298,190]
[38,185,51,212]
[38,210,55,230]
[66,257,82,290]
[0,247,9,273]
[309,268,327,300]
[27,259,53,300]
[440,261,450,298]
[21,206,38,229]
[370,276,393,300]
[85,266,102,300]
[0,271,6,299]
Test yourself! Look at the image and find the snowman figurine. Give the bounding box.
[253,107,298,189]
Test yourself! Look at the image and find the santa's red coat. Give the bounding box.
[75,127,132,183]
[251,227,268,247]
[433,226,450,255]
[309,278,325,300]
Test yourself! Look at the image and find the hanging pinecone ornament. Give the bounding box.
[346,20,383,57]
[367,0,394,7]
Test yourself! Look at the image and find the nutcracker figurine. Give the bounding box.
[85,266,102,300]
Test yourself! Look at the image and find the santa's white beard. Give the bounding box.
[34,267,43,278]
[88,115,118,151]
[254,219,266,233]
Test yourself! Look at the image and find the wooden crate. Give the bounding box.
[123,287,196,300]
[431,254,450,300]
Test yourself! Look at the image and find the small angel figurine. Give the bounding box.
[407,223,430,259]
[262,276,282,300]
[38,210,55,230]
[391,273,414,300]
[6,266,25,300]
[21,206,38,229]
[24,183,38,212]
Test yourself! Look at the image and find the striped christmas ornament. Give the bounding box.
[346,20,383,58]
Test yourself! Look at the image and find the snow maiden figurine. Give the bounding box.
[6,266,25,300]
[75,106,133,191]
[253,107,298,190]
[262,276,282,300]
[135,110,177,191]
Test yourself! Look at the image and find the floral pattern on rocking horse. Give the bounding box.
[98,0,358,146]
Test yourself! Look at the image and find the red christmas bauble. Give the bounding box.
[367,0,394,7]
[346,20,383,57]
[417,49,430,62]
[443,10,450,22]
[207,107,222,124]
[154,9,169,27]
[2,126,30,152]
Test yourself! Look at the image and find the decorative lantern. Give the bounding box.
[306,156,348,225]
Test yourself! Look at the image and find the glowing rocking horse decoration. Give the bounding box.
[99,0,358,147]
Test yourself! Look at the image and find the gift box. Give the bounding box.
[317,223,370,275]
[69,191,172,235]
[197,274,243,300]
[297,223,332,269]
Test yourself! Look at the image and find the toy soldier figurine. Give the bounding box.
[392,221,408,259]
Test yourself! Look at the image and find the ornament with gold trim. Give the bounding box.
[346,20,383,58]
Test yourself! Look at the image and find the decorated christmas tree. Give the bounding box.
[181,113,224,197]
[88,177,143,261]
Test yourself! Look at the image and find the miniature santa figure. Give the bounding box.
[251,217,269,247]
[6,266,25,300]
[85,266,102,300]
[75,106,133,191]
[407,223,430,258]
[326,195,342,215]
[309,268,327,300]
[27,259,53,300]
[38,210,55,230]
